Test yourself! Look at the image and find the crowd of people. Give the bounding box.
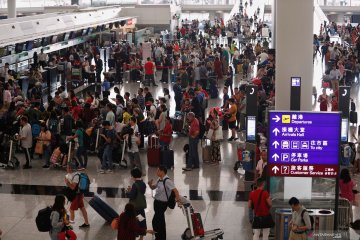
[5,3,360,240]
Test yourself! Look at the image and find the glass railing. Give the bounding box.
[315,0,360,6]
[180,0,236,5]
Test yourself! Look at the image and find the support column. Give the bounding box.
[275,0,313,111]
[8,0,16,19]
[209,12,215,22]
[271,0,276,47]
[274,0,314,201]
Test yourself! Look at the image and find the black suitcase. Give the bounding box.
[350,111,358,124]
[160,146,174,169]
[351,101,356,112]
[88,195,118,222]
[244,171,255,181]
[222,119,228,130]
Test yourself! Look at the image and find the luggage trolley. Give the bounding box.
[0,133,19,169]
[181,199,224,240]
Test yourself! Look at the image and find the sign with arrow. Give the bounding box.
[272,141,279,149]
[272,128,280,136]
[272,115,280,123]
[268,111,340,178]
[272,166,279,174]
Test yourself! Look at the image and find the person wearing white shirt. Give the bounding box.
[233,48,240,61]
[38,50,48,67]
[257,51,269,64]
[329,64,341,92]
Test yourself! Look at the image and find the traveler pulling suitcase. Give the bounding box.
[147,135,160,167]
[88,195,118,222]
[160,146,174,169]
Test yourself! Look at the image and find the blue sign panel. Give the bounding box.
[268,111,341,177]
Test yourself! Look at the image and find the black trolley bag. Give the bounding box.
[160,146,174,169]
[88,195,118,222]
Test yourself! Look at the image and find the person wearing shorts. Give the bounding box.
[65,163,90,228]
[226,98,238,141]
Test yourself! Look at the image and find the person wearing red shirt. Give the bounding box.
[112,203,154,240]
[144,57,157,87]
[159,117,173,149]
[214,57,223,81]
[331,95,338,111]
[248,178,272,240]
[71,100,82,122]
[180,27,186,37]
[183,112,200,171]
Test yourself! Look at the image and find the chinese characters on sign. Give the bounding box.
[268,112,341,178]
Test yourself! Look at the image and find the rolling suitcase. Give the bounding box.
[88,195,118,223]
[202,139,211,163]
[172,117,184,133]
[351,101,356,112]
[160,146,174,169]
[147,135,160,167]
[350,111,358,124]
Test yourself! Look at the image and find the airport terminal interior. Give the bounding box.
[2,0,360,239]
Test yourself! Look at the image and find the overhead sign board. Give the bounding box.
[268,111,340,178]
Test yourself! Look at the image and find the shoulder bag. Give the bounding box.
[163,178,176,209]
[129,182,147,210]
[252,190,275,229]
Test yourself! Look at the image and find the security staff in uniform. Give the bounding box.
[148,166,181,240]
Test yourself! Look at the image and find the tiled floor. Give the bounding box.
[1,54,360,240]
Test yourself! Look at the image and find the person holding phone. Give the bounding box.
[99,121,116,174]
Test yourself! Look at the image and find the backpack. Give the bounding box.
[31,123,41,137]
[35,206,52,232]
[163,178,176,209]
[129,182,147,210]
[301,209,314,231]
[48,119,59,134]
[343,145,352,158]
[76,173,90,193]
[198,120,206,140]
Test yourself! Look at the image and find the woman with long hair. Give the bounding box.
[112,203,154,240]
[50,194,76,240]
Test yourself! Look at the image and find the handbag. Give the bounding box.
[35,140,44,155]
[129,182,147,210]
[252,190,275,229]
[206,129,214,140]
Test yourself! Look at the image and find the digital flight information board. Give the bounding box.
[268,111,341,178]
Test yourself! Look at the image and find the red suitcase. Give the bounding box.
[191,213,205,236]
[147,135,160,167]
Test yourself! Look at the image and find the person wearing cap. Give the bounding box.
[288,197,312,239]
[65,162,90,228]
[99,120,116,174]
